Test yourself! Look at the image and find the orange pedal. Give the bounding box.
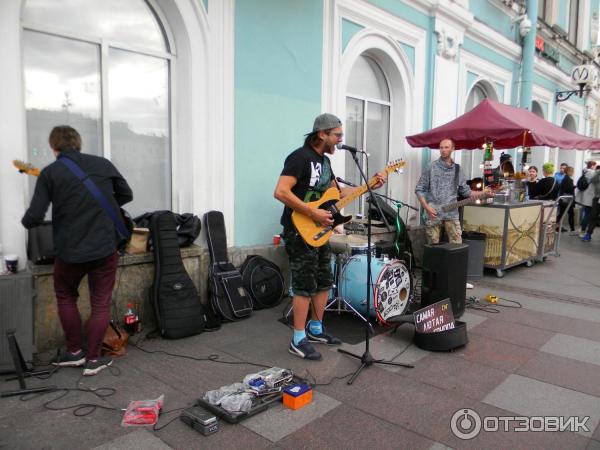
[282,384,312,410]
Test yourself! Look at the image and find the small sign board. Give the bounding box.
[413,299,456,334]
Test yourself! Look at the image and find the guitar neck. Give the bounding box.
[440,192,486,212]
[335,175,381,210]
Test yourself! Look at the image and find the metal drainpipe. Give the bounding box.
[519,0,538,111]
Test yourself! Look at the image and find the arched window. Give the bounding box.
[557,114,578,170]
[345,54,391,214]
[22,0,172,216]
[462,81,498,178]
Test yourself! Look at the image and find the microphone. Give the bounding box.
[335,176,358,187]
[336,143,364,154]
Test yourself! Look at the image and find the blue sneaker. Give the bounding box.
[582,233,591,242]
[289,338,322,360]
[306,329,342,345]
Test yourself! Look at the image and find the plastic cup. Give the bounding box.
[273,234,281,245]
[5,254,18,274]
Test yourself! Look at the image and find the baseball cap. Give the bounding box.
[306,113,342,135]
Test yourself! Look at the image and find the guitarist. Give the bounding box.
[274,113,385,360]
[415,138,481,246]
[21,126,133,376]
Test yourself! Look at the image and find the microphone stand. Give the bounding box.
[338,150,413,385]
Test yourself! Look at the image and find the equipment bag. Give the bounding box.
[204,211,252,321]
[150,211,206,339]
[27,221,55,264]
[239,255,285,309]
[576,174,589,192]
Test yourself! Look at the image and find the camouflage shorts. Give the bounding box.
[282,229,333,297]
[425,219,463,245]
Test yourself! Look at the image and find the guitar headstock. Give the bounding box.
[384,159,406,175]
[13,160,40,177]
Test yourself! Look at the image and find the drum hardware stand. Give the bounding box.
[325,253,373,332]
[337,150,414,384]
[1,330,56,397]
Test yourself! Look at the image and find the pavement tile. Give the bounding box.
[241,390,340,442]
[91,429,173,450]
[483,374,600,437]
[517,352,600,398]
[468,317,555,350]
[541,334,600,366]
[402,352,509,401]
[155,416,273,450]
[0,407,127,450]
[450,334,537,372]
[277,403,434,449]
[316,366,587,449]
[461,311,488,330]
[586,439,600,450]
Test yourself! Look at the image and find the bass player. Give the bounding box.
[274,113,385,360]
[415,138,486,245]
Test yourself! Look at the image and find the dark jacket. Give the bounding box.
[530,176,559,200]
[22,150,133,263]
[559,175,575,197]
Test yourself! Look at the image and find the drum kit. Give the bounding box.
[327,234,414,327]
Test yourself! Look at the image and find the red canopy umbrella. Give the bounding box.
[406,99,600,150]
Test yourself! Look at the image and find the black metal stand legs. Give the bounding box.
[337,151,413,385]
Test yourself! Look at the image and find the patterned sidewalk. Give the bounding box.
[1,233,599,450]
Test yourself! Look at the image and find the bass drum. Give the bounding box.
[338,255,412,325]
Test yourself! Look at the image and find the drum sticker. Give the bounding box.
[375,262,411,323]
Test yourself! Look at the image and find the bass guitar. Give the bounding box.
[12,160,134,246]
[292,160,406,247]
[423,188,495,224]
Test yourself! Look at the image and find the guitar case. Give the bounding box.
[239,255,285,309]
[204,211,252,321]
[150,211,206,339]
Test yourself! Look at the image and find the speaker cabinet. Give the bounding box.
[421,243,468,318]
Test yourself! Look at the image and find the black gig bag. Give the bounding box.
[239,255,285,309]
[204,211,252,321]
[150,211,206,338]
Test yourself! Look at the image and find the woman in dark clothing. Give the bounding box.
[530,162,560,200]
[557,166,575,233]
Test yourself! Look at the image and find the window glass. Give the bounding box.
[345,54,391,215]
[23,0,166,52]
[22,0,171,214]
[23,30,102,196]
[109,49,170,216]
[347,55,390,101]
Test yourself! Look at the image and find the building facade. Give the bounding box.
[0,0,598,267]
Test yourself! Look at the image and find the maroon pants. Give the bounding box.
[53,252,118,360]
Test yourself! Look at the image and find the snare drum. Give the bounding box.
[338,255,412,325]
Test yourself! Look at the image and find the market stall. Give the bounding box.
[406,99,600,275]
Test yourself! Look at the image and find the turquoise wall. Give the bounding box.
[234,0,323,245]
[366,0,429,28]
[342,19,364,51]
[557,0,569,30]
[468,0,517,42]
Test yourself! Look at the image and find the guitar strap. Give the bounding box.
[58,156,131,240]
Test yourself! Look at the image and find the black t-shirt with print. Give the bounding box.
[279,144,335,230]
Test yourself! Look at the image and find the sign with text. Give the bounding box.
[413,299,456,334]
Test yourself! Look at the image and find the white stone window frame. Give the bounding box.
[321,0,427,213]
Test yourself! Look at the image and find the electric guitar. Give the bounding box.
[292,160,406,247]
[423,188,496,224]
[12,160,134,244]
